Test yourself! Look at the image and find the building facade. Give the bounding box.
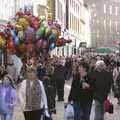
[66,0,91,56]
[85,0,120,48]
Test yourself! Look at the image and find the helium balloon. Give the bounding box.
[15,24,23,31]
[48,35,57,50]
[18,31,24,42]
[45,27,51,37]
[24,26,35,44]
[11,30,17,40]
[14,37,19,46]
[51,28,59,38]
[17,18,29,30]
[42,40,48,49]
[56,39,65,47]
[7,40,16,51]
[19,44,26,53]
[36,26,46,39]
[0,39,6,48]
[26,44,33,52]
[36,39,43,49]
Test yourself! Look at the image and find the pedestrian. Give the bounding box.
[68,61,94,120]
[65,57,72,81]
[54,60,67,101]
[18,67,50,120]
[91,60,113,120]
[43,65,56,120]
[0,73,17,120]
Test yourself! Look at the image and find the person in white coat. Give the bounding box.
[18,67,49,120]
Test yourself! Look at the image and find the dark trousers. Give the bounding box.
[73,102,92,120]
[24,110,42,120]
[56,81,64,99]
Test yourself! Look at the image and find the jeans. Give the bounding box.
[94,100,104,120]
[73,102,92,120]
[1,113,12,120]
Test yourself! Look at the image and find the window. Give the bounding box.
[115,7,118,16]
[97,20,99,24]
[110,5,112,15]
[104,4,106,14]
[110,20,112,33]
[97,30,100,38]
[115,21,118,33]
[104,19,106,29]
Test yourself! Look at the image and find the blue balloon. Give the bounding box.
[14,37,19,46]
[49,43,56,51]
[11,30,17,40]
[48,35,56,51]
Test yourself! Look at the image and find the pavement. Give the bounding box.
[0,80,120,120]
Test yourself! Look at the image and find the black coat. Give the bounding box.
[68,73,94,104]
[54,64,67,82]
[90,70,113,102]
[43,74,56,113]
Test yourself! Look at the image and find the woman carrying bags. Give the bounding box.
[18,67,50,120]
[0,72,17,120]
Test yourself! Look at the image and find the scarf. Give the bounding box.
[25,80,42,110]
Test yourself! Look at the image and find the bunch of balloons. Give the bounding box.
[0,11,72,59]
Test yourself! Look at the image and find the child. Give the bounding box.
[0,73,17,120]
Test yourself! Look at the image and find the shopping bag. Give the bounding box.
[64,103,74,120]
[104,99,114,114]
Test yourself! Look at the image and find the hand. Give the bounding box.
[82,82,90,89]
[44,110,50,118]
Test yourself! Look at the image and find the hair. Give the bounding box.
[3,74,15,88]
[78,61,89,72]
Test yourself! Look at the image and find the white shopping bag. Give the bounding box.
[64,104,74,120]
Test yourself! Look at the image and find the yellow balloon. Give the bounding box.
[15,24,24,31]
[0,37,6,48]
[17,18,29,30]
[51,28,59,38]
[18,31,24,40]
[45,27,51,37]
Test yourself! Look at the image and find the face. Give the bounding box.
[3,76,10,85]
[78,65,86,73]
[27,71,36,81]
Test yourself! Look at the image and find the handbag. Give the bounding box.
[64,103,74,120]
[104,99,114,114]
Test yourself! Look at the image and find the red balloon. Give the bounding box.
[56,39,65,47]
[7,40,16,52]
[26,44,33,52]
[36,39,43,49]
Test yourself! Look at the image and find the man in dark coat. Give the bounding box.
[43,65,56,119]
[54,60,67,101]
[91,60,113,120]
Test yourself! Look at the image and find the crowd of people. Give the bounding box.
[0,52,120,120]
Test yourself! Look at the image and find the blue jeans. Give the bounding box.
[73,102,92,120]
[1,113,12,120]
[94,100,104,120]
